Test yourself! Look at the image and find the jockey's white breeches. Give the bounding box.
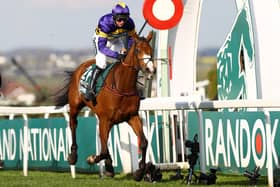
[93,34,128,69]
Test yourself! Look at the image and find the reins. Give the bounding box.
[104,84,137,96]
[104,60,138,97]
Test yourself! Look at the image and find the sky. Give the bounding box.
[0,0,237,52]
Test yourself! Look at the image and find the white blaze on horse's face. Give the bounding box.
[143,54,155,79]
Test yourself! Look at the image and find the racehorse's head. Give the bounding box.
[131,31,156,79]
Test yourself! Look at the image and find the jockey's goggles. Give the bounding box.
[113,14,128,22]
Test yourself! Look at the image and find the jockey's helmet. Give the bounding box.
[112,2,130,20]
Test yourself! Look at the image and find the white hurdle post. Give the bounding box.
[22,114,28,177]
[70,165,76,179]
[264,110,274,187]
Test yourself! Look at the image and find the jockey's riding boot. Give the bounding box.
[84,66,103,104]
[139,95,146,100]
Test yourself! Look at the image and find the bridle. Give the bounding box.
[121,40,154,71]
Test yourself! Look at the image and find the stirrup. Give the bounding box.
[87,90,97,106]
[92,96,97,106]
[84,89,95,101]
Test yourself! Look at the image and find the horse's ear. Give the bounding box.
[146,31,153,42]
[130,30,138,40]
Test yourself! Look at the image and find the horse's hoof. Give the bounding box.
[68,153,78,165]
[87,155,97,165]
[105,164,115,177]
[133,168,145,181]
[104,171,115,178]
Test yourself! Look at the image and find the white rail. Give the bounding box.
[140,97,280,110]
[1,97,280,115]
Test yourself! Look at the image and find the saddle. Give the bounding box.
[79,63,114,96]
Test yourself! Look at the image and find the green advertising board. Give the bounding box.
[0,117,125,173]
[188,111,280,175]
[2,111,279,176]
[0,115,164,173]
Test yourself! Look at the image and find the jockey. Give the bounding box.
[85,2,136,102]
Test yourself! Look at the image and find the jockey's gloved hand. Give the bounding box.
[120,48,127,55]
[117,53,126,60]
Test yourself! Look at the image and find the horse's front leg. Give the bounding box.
[128,115,148,181]
[87,119,114,177]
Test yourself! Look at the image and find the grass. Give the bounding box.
[0,170,268,187]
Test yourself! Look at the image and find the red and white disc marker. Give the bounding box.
[143,0,184,30]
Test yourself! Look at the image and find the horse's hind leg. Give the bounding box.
[87,119,114,177]
[128,115,148,181]
[68,103,84,165]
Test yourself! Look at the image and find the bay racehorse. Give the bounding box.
[55,31,155,181]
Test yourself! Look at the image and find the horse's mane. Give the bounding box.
[54,71,73,107]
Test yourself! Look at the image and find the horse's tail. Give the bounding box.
[54,71,73,108]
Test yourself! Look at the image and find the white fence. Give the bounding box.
[1,97,280,186]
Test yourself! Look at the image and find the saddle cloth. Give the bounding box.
[79,63,115,95]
